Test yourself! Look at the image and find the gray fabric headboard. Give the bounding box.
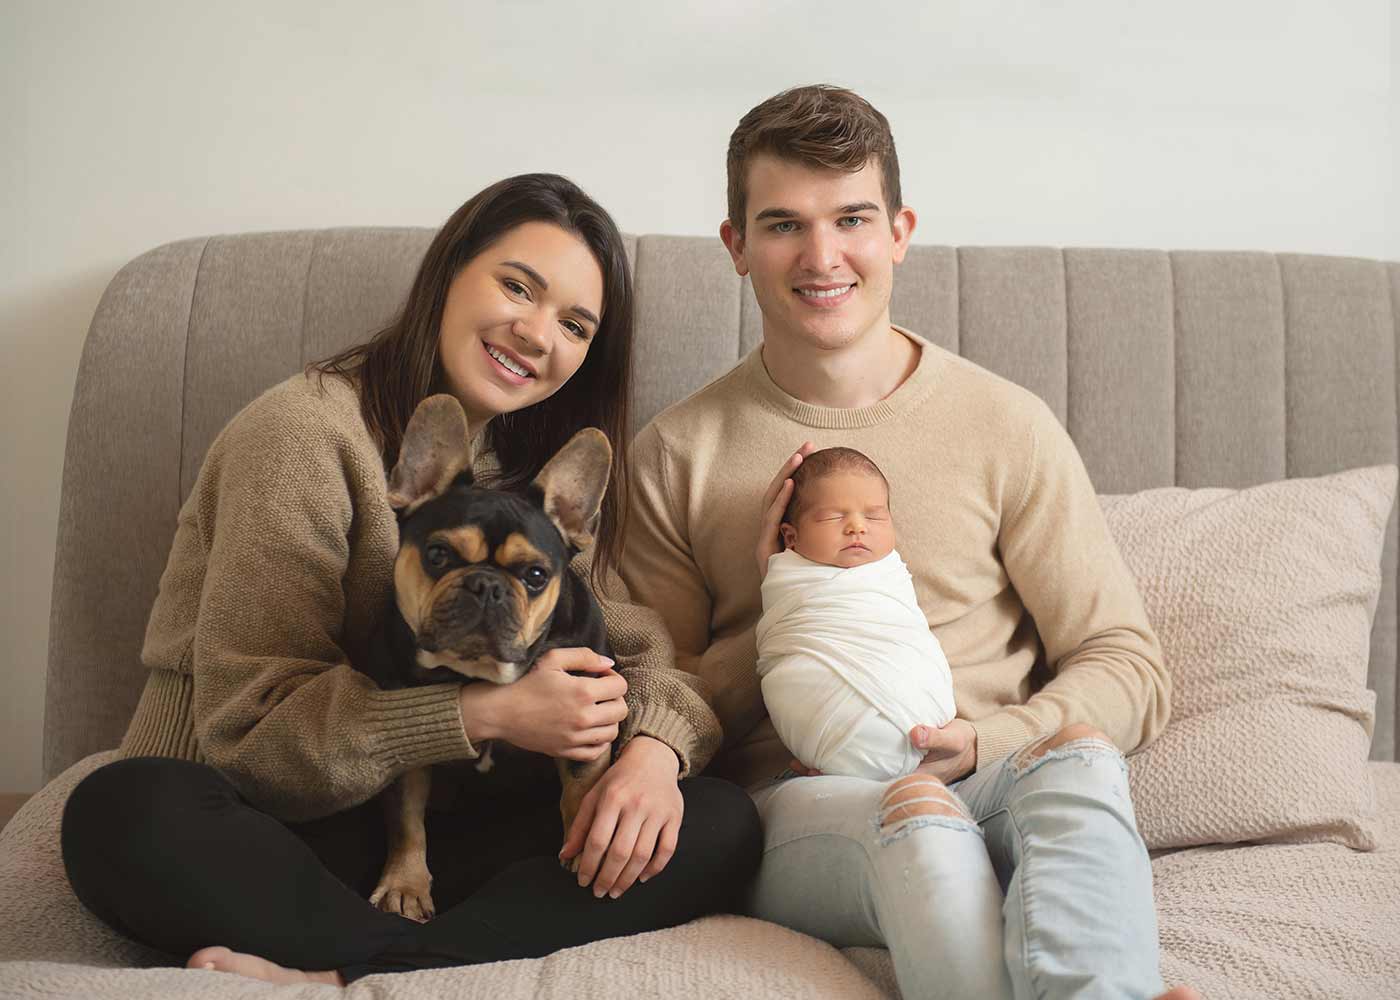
[44,230,1400,780]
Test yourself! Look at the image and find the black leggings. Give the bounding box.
[61,756,761,982]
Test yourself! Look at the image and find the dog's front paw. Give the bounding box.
[370,868,436,923]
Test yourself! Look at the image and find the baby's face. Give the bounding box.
[781,471,896,568]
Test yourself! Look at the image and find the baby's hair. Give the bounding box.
[783,447,890,524]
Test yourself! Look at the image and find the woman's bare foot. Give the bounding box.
[1154,987,1202,1000]
[187,945,345,987]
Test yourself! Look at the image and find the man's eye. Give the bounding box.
[771,221,798,234]
[522,566,549,592]
[837,216,866,228]
[425,544,453,569]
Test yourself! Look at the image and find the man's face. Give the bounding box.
[780,471,896,568]
[721,154,915,355]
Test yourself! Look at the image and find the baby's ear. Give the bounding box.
[779,523,797,549]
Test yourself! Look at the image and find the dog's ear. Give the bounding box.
[386,395,474,516]
[533,428,612,552]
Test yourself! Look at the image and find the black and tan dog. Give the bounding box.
[362,393,615,921]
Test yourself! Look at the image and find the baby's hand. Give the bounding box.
[787,758,823,778]
[757,443,817,579]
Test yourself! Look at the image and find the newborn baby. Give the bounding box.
[756,447,956,781]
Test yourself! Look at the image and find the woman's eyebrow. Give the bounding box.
[503,260,599,327]
[502,260,549,289]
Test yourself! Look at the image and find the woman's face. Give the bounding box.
[438,221,604,427]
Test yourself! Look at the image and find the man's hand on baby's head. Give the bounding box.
[757,442,817,579]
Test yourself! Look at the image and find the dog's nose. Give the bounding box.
[465,574,506,606]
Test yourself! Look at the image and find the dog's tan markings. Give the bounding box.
[497,533,546,567]
[496,534,560,646]
[371,768,436,921]
[442,525,488,564]
[393,544,434,633]
[558,755,610,871]
[521,574,561,645]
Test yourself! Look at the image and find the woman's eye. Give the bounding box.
[425,544,452,569]
[503,278,530,299]
[522,566,549,592]
[561,319,589,340]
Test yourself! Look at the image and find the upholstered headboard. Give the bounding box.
[44,230,1400,779]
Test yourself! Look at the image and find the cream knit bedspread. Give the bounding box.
[3,751,1398,999]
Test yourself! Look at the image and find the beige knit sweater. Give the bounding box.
[621,329,1170,790]
[121,373,721,821]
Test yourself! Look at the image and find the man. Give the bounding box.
[622,84,1197,999]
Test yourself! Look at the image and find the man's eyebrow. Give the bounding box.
[503,260,599,327]
[753,202,883,223]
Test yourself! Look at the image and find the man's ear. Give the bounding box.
[890,204,918,265]
[719,219,750,277]
[534,428,613,552]
[386,395,474,516]
[779,523,798,549]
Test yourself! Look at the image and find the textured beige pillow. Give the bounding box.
[1099,465,1397,851]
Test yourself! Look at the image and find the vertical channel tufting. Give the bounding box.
[889,245,957,350]
[1282,254,1398,761]
[297,231,319,368]
[46,236,210,778]
[1170,251,1178,488]
[177,237,211,516]
[1172,252,1286,488]
[1063,249,1174,492]
[629,235,741,436]
[957,247,1067,422]
[301,228,432,365]
[180,232,316,498]
[1391,261,1400,760]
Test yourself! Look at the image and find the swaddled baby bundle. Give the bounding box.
[756,549,956,780]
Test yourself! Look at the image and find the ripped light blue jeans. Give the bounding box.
[745,731,1163,1000]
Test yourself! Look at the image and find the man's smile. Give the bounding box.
[794,283,856,307]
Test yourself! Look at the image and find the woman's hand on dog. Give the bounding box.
[558,735,683,899]
[457,647,627,761]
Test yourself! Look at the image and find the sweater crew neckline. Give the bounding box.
[742,326,941,429]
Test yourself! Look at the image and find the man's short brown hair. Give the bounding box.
[726,84,902,237]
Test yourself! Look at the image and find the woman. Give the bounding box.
[60,173,761,986]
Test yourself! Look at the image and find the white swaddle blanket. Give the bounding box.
[756,548,956,780]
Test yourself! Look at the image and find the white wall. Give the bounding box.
[3,0,1397,792]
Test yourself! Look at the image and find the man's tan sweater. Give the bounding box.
[621,329,1170,790]
[121,373,721,821]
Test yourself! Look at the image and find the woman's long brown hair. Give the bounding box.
[312,173,634,587]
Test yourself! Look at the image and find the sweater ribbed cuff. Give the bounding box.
[363,682,476,769]
[972,714,1038,773]
[121,668,201,762]
[619,703,701,779]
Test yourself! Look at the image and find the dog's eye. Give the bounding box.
[425,543,453,570]
[522,566,549,592]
